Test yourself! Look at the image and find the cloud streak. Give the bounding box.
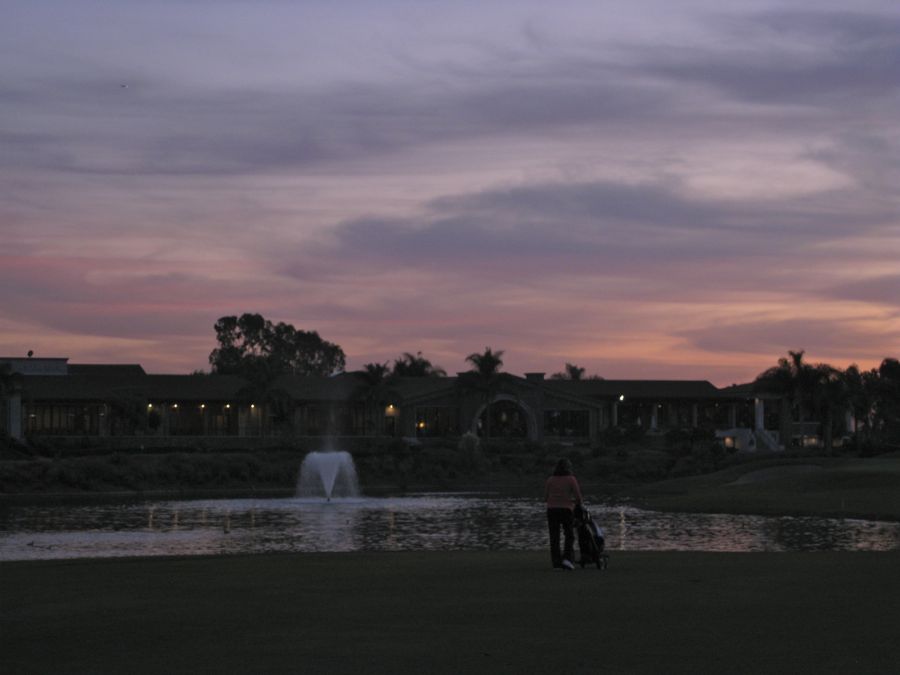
[1,1,898,382]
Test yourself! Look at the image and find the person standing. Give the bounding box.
[545,458,583,570]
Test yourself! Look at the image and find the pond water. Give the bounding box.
[1,494,898,561]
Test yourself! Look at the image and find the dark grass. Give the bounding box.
[631,457,900,521]
[3,550,900,674]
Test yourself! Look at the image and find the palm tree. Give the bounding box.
[843,364,876,452]
[391,352,446,378]
[550,363,586,380]
[873,358,900,442]
[754,350,817,450]
[463,347,505,439]
[358,362,395,436]
[812,364,846,454]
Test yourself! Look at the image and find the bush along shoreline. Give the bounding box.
[0,430,741,496]
[2,432,900,517]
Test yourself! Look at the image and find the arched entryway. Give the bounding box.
[472,396,536,440]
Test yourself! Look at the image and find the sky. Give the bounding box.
[1,0,898,385]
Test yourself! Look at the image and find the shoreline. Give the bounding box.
[3,455,900,522]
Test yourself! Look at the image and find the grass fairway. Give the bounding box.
[633,456,900,522]
[3,551,899,674]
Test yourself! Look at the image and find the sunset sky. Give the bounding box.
[2,0,898,385]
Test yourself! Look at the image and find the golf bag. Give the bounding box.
[574,504,609,570]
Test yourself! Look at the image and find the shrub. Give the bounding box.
[583,456,616,479]
[457,432,486,471]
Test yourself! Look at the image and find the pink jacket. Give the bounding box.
[545,475,583,510]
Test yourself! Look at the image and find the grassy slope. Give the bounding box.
[629,456,900,522]
[3,551,899,675]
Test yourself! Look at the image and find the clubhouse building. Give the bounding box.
[1,356,821,452]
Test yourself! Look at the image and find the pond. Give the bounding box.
[2,493,898,561]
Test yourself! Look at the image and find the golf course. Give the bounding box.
[2,456,900,674]
[3,551,899,674]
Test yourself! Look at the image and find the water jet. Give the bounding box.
[297,451,360,499]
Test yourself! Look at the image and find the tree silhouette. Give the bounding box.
[842,365,875,451]
[463,347,505,438]
[391,352,446,378]
[551,363,586,380]
[357,362,396,436]
[209,313,345,384]
[754,350,817,449]
[873,358,900,442]
[811,364,846,454]
[755,351,864,452]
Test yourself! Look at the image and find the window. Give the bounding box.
[415,407,459,437]
[26,404,101,435]
[545,409,589,437]
[305,404,366,436]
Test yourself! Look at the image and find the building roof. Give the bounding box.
[21,374,248,402]
[68,364,146,377]
[543,379,721,399]
[18,363,760,406]
[271,373,459,403]
[21,375,123,401]
[270,373,364,402]
[392,376,457,402]
[141,375,249,401]
[0,357,68,376]
[716,382,757,398]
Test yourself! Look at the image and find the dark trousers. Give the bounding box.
[547,507,574,567]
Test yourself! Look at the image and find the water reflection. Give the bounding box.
[0,495,898,561]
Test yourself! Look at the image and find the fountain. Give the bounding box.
[296,451,360,499]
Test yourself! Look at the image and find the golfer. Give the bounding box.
[545,458,583,570]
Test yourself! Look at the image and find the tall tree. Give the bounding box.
[754,350,817,450]
[811,364,846,455]
[843,364,876,451]
[391,352,446,378]
[357,362,396,436]
[873,358,900,442]
[756,350,860,452]
[208,313,346,384]
[463,347,505,438]
[551,363,586,380]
